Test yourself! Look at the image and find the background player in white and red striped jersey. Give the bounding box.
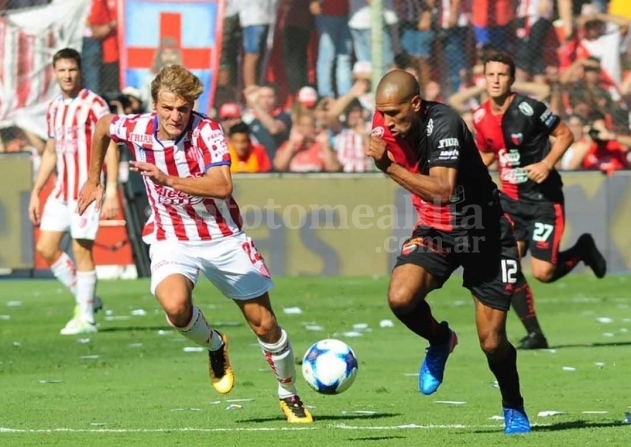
[77,64,313,424]
[28,48,120,336]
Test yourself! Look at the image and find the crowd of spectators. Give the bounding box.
[2,0,631,177]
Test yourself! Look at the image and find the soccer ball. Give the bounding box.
[301,339,358,395]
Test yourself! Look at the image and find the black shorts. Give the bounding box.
[394,215,521,312]
[500,195,565,264]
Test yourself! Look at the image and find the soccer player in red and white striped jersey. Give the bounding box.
[77,64,313,424]
[28,48,120,336]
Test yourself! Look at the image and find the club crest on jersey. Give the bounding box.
[426,118,434,136]
[473,108,486,123]
[518,102,534,116]
[401,238,421,256]
[371,126,385,137]
[511,133,523,146]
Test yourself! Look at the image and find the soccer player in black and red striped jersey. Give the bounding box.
[369,69,530,435]
[474,52,607,350]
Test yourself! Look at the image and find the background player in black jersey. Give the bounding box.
[474,52,607,350]
[367,70,531,435]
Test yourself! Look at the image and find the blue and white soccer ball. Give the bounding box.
[301,339,358,395]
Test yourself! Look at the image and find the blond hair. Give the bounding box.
[151,64,203,104]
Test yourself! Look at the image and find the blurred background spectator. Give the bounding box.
[4,0,631,175]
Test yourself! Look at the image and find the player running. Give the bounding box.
[474,52,607,349]
[77,64,312,423]
[368,69,531,435]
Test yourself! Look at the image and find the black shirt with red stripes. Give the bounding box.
[474,93,564,203]
[372,101,500,233]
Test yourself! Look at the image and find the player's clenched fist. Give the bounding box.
[366,135,393,172]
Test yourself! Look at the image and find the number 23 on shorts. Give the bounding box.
[242,238,263,265]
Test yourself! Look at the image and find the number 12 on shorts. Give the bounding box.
[501,259,518,284]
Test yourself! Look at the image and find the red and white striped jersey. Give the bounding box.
[110,112,243,243]
[46,88,110,202]
[333,128,373,172]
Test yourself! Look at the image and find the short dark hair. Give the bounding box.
[228,121,250,136]
[482,51,515,79]
[52,48,82,70]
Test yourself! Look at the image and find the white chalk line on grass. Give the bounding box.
[0,423,516,434]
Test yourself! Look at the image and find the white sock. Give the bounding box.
[76,270,97,324]
[50,252,77,297]
[169,306,223,351]
[258,329,298,399]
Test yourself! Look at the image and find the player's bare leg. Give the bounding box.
[474,297,530,435]
[155,274,234,394]
[536,234,606,282]
[511,241,547,350]
[37,230,74,294]
[37,231,102,334]
[236,293,313,423]
[388,264,457,395]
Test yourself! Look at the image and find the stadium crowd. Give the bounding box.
[2,0,631,176]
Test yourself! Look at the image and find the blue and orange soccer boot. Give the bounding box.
[503,407,531,434]
[419,323,458,395]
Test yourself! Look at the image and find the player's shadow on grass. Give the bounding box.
[99,326,169,333]
[238,413,400,424]
[348,436,406,442]
[470,420,627,434]
[550,341,631,349]
[531,420,628,432]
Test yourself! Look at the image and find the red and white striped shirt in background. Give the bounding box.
[46,88,109,202]
[334,128,373,172]
[438,0,471,28]
[516,0,553,37]
[110,112,243,244]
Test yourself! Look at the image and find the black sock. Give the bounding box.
[550,244,582,282]
[511,274,542,334]
[487,344,524,409]
[390,300,450,345]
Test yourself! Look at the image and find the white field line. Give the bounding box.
[0,423,513,434]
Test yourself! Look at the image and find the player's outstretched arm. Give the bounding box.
[77,114,115,215]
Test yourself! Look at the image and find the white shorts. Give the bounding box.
[40,196,100,240]
[149,232,274,300]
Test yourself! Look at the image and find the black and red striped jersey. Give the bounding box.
[372,101,499,233]
[474,93,564,203]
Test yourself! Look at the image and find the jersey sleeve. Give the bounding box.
[531,99,560,136]
[109,115,132,143]
[427,110,464,168]
[198,121,231,171]
[472,107,492,152]
[46,102,56,139]
[91,96,111,121]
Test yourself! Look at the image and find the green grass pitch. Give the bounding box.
[1,274,630,446]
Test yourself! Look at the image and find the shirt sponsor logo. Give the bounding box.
[518,102,534,116]
[130,133,153,144]
[438,137,459,149]
[154,185,203,205]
